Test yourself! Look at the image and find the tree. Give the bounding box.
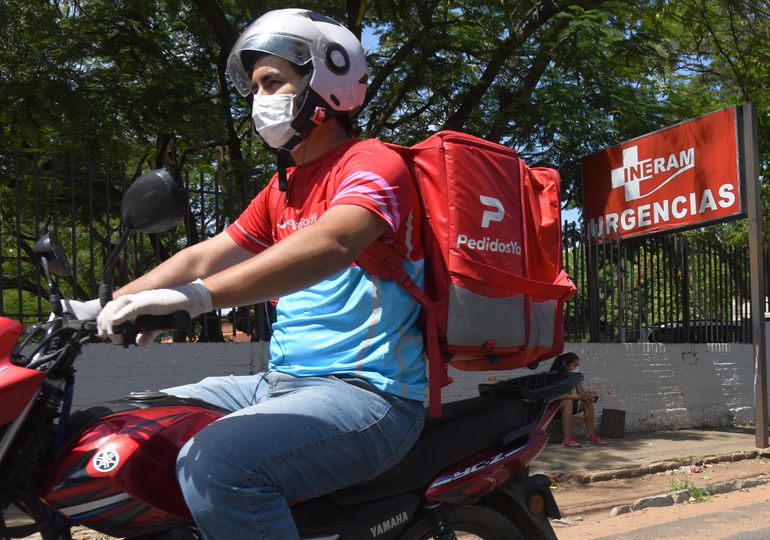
[1,0,768,332]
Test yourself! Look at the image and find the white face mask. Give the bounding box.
[251,93,297,149]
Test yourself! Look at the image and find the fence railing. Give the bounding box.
[561,221,765,344]
[1,153,765,344]
[0,153,270,341]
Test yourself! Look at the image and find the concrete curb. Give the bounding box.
[549,449,770,484]
[607,477,770,517]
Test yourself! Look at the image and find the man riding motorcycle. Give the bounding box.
[80,8,428,540]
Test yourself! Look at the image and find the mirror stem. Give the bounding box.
[100,229,134,307]
[40,257,63,316]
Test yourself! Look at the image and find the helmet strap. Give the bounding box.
[277,150,291,193]
[289,89,345,146]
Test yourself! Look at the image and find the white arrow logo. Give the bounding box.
[480,196,505,228]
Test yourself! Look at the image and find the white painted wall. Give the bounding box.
[442,342,759,432]
[72,327,770,433]
[73,342,268,408]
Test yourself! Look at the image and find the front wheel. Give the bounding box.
[398,504,525,540]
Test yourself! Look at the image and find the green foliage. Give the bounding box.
[2,0,769,324]
[3,1,768,202]
[670,478,710,503]
[670,477,690,492]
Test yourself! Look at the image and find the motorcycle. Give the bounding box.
[0,169,581,540]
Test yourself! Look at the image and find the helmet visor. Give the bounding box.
[227,33,312,96]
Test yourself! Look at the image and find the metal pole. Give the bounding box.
[682,237,690,343]
[617,231,626,343]
[586,224,600,342]
[743,102,767,448]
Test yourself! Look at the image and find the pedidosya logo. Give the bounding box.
[456,196,521,256]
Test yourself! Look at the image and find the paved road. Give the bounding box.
[555,482,770,539]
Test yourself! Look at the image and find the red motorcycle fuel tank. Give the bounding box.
[42,401,223,537]
[0,318,44,425]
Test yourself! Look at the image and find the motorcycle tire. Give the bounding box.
[398,504,525,540]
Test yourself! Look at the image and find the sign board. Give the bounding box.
[581,106,744,240]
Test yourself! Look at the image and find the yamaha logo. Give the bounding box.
[370,511,409,537]
[92,450,120,473]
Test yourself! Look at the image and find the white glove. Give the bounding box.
[49,298,103,322]
[96,279,212,346]
[62,298,103,319]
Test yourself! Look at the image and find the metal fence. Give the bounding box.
[561,222,766,343]
[1,153,765,344]
[0,153,272,341]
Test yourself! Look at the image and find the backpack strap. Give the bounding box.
[356,243,448,418]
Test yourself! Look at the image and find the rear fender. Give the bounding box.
[425,430,549,504]
[539,399,564,433]
[481,472,559,540]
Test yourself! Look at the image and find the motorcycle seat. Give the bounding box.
[330,393,530,506]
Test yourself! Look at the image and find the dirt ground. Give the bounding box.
[552,456,770,539]
[554,481,770,539]
[552,455,770,516]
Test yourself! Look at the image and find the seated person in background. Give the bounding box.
[550,352,607,447]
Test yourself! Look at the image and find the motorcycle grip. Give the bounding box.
[113,311,192,347]
[134,311,192,332]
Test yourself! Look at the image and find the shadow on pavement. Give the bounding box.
[532,427,761,475]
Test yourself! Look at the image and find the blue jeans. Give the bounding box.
[165,371,426,540]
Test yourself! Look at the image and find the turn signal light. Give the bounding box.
[528,493,545,515]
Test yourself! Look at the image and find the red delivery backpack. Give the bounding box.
[356,131,576,416]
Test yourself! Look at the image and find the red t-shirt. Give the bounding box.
[225,138,427,400]
[227,138,423,264]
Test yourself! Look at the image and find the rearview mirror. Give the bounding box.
[33,233,72,278]
[34,233,71,315]
[99,170,187,306]
[121,169,186,234]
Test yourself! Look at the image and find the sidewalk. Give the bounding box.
[532,427,763,481]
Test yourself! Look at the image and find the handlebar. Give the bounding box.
[61,310,192,346]
[15,310,193,371]
[113,311,192,347]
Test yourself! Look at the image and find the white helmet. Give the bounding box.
[227,9,368,150]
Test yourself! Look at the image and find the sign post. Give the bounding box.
[582,104,767,447]
[742,103,767,448]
